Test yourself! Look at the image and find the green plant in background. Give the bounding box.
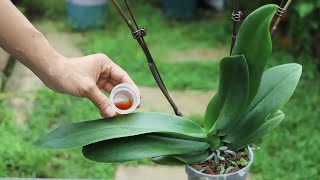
[289,1,320,70]
[15,0,65,20]
[36,4,302,174]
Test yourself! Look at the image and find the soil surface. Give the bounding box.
[191,148,250,175]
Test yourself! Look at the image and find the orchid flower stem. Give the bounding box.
[271,0,293,37]
[230,0,240,55]
[284,0,293,9]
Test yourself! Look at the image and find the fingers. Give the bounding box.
[109,62,135,85]
[86,85,115,118]
[96,54,142,110]
[103,60,140,94]
[102,82,114,93]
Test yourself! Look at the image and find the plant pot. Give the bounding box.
[66,0,107,30]
[163,0,197,20]
[185,148,253,180]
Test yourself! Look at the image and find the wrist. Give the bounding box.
[15,29,65,80]
[38,52,69,90]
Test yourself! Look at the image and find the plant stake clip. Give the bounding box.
[111,0,182,117]
[230,0,242,55]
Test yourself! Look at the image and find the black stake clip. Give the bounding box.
[231,11,242,22]
[276,7,287,17]
[132,28,147,39]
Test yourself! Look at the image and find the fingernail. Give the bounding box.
[105,106,116,117]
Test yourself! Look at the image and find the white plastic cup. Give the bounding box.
[110,83,140,115]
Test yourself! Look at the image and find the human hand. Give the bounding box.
[44,54,138,117]
[0,1,138,117]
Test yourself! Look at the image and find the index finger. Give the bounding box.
[109,62,138,90]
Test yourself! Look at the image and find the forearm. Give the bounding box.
[0,0,63,81]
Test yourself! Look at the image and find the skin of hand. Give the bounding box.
[50,54,137,117]
[0,0,138,117]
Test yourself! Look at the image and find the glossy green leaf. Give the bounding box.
[35,112,206,149]
[232,4,277,103]
[82,134,210,163]
[224,63,302,143]
[205,55,249,135]
[152,156,186,166]
[173,151,209,164]
[204,95,220,132]
[229,110,284,150]
[152,151,209,165]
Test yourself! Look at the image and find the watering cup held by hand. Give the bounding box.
[110,83,140,115]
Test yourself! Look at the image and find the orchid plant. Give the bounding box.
[36,4,302,171]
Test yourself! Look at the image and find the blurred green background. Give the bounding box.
[0,0,319,179]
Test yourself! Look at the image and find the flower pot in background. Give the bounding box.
[185,148,253,180]
[66,0,107,30]
[163,0,197,20]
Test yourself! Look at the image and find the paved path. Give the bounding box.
[161,46,229,62]
[115,165,253,180]
[115,165,187,180]
[0,48,10,72]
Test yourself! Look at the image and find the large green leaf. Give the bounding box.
[224,63,302,143]
[232,4,277,104]
[204,95,220,132]
[152,156,186,166]
[35,112,206,149]
[173,151,209,164]
[229,110,285,150]
[205,55,249,135]
[152,151,209,165]
[82,134,210,163]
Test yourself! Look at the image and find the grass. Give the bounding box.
[0,92,152,178]
[80,1,229,90]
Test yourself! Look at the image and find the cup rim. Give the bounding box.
[110,83,140,114]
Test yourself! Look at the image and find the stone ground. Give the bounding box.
[115,166,187,180]
[161,46,229,63]
[0,21,254,179]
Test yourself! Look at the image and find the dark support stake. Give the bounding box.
[230,0,241,55]
[270,0,286,38]
[1,55,16,92]
[111,0,182,116]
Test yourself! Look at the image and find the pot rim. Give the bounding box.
[185,147,254,177]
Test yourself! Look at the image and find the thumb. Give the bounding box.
[86,86,116,117]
